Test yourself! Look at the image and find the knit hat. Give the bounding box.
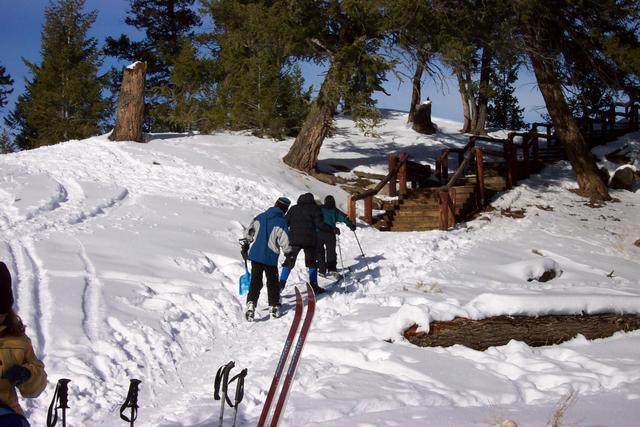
[324,195,336,209]
[275,196,291,213]
[0,262,13,314]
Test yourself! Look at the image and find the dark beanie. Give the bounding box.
[0,262,13,314]
[324,195,336,209]
[275,196,291,213]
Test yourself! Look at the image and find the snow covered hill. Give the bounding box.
[1,112,640,426]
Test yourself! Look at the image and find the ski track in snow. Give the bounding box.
[7,238,48,356]
[75,236,103,343]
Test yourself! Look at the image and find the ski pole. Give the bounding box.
[337,235,345,273]
[229,368,248,427]
[214,360,235,427]
[46,378,71,427]
[119,379,142,427]
[353,230,371,274]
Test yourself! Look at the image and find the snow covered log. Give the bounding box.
[404,314,640,351]
[110,61,147,143]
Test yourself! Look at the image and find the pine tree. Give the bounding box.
[105,0,202,131]
[487,57,526,130]
[510,0,640,201]
[0,65,13,111]
[202,0,309,139]
[154,40,217,133]
[0,128,15,154]
[282,0,393,171]
[11,0,108,148]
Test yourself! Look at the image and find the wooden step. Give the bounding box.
[393,209,441,219]
[390,224,440,232]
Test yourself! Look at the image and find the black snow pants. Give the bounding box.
[247,261,280,307]
[316,230,337,275]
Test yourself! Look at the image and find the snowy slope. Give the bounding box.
[1,112,639,426]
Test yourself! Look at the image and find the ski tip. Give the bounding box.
[305,282,316,298]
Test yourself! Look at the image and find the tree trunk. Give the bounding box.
[528,50,610,201]
[404,313,640,351]
[110,61,147,143]
[456,71,472,133]
[283,65,340,172]
[408,60,425,123]
[471,48,491,135]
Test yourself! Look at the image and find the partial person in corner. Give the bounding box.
[0,261,47,427]
[317,195,356,280]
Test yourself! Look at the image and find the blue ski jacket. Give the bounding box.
[245,206,291,266]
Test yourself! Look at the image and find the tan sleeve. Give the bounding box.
[17,337,47,398]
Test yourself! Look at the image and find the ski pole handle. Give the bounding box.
[119,379,142,427]
[214,361,235,400]
[231,368,248,427]
[46,378,71,427]
[215,361,235,427]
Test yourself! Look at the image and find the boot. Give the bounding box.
[328,270,343,280]
[245,301,255,322]
[310,282,325,295]
[269,305,281,319]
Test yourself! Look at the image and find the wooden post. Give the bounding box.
[364,196,373,225]
[448,187,456,228]
[522,134,530,178]
[399,152,409,197]
[347,195,356,222]
[442,153,449,182]
[532,133,539,164]
[388,154,398,197]
[505,143,515,188]
[110,61,147,143]
[475,147,485,208]
[439,190,448,230]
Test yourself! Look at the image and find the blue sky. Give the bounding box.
[0,0,547,126]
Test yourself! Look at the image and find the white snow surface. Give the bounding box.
[1,111,640,426]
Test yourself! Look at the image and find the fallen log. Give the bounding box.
[404,313,640,351]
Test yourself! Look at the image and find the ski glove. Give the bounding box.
[2,365,31,387]
[240,239,250,261]
[334,227,341,235]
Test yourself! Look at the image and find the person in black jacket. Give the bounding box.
[317,195,356,280]
[280,193,332,294]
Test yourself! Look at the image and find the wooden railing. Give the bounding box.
[346,152,431,224]
[435,136,516,188]
[535,102,640,146]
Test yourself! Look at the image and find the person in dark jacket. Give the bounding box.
[241,197,292,321]
[317,195,356,279]
[280,193,332,294]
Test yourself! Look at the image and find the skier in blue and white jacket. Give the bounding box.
[241,197,292,321]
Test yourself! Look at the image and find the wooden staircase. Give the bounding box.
[377,184,474,231]
[347,103,639,232]
[375,165,510,232]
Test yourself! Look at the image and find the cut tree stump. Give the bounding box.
[404,314,640,351]
[110,61,147,143]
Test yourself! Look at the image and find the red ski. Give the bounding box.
[257,287,303,427]
[257,284,316,427]
[269,283,316,427]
